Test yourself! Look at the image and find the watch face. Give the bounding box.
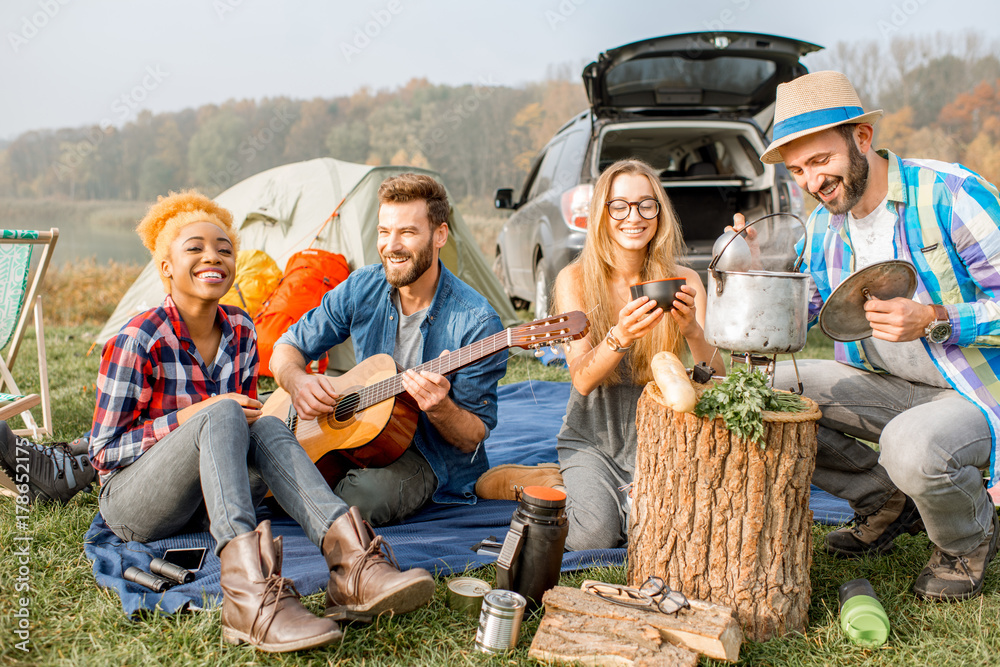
[928,322,951,344]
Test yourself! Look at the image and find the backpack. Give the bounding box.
[219,249,283,318]
[253,248,350,377]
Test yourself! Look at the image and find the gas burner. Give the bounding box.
[730,352,804,395]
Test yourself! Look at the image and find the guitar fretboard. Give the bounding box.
[356,329,509,410]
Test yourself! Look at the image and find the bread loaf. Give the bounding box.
[651,351,696,413]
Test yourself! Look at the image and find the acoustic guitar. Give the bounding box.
[262,310,589,484]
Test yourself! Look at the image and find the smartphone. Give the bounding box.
[162,547,207,572]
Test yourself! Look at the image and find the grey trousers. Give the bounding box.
[99,400,349,554]
[558,446,631,551]
[334,447,437,527]
[775,359,994,554]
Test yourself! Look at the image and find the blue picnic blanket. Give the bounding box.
[84,380,851,616]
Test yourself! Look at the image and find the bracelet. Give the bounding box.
[605,326,631,353]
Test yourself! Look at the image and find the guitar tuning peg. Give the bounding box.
[534,347,545,358]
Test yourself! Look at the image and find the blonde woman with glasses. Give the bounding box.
[552,158,717,551]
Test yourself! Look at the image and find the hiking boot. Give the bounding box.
[913,511,1000,601]
[825,489,924,558]
[322,506,434,620]
[0,422,96,505]
[474,463,564,501]
[220,520,343,652]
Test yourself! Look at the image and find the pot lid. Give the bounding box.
[819,260,918,342]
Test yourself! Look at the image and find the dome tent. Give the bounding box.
[97,158,519,374]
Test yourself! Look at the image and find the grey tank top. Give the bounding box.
[556,362,645,474]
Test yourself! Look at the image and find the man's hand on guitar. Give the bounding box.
[289,373,340,421]
[401,368,451,413]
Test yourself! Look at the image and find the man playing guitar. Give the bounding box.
[270,173,507,525]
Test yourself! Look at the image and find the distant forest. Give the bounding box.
[3,33,1000,206]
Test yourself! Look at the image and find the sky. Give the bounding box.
[3,0,1000,140]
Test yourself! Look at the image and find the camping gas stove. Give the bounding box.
[729,352,804,395]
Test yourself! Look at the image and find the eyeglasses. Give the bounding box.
[606,198,660,221]
[581,576,690,615]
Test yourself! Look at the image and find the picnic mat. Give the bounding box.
[84,380,852,616]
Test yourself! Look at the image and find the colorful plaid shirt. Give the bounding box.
[90,295,258,484]
[799,149,1000,487]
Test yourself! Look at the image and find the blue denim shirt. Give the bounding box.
[277,262,506,504]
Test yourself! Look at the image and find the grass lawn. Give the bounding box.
[2,326,999,666]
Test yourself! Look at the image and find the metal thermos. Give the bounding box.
[495,485,568,609]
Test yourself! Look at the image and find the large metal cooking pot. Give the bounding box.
[704,214,809,354]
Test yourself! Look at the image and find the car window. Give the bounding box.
[552,131,589,193]
[527,139,566,201]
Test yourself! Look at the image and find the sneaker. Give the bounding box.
[474,463,564,501]
[0,421,96,505]
[825,489,924,558]
[913,510,1000,601]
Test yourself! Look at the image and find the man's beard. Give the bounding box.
[381,238,435,287]
[810,137,870,215]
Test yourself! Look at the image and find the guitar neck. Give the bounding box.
[357,329,510,410]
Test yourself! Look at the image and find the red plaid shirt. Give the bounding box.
[90,295,258,484]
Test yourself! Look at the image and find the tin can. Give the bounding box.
[446,577,491,617]
[474,589,526,654]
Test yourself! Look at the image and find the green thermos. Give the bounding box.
[838,578,890,646]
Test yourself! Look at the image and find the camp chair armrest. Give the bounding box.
[0,394,41,422]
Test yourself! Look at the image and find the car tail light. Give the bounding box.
[560,184,593,229]
[779,180,805,219]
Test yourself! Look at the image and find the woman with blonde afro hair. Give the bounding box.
[135,190,240,292]
[88,190,429,653]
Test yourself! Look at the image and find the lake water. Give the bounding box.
[17,221,149,267]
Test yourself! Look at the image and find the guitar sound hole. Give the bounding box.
[334,393,361,422]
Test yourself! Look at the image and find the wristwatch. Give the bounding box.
[924,304,952,344]
[605,326,631,353]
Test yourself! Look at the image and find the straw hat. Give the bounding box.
[761,71,883,164]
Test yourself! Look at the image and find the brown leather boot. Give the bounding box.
[221,521,343,652]
[322,507,435,619]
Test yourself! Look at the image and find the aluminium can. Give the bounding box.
[446,577,491,617]
[474,589,527,654]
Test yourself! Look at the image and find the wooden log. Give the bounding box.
[627,383,821,642]
[527,585,742,665]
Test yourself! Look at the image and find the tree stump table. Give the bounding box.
[627,382,822,642]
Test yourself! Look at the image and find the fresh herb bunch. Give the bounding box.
[694,364,805,447]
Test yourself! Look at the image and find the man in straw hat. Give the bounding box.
[738,70,1000,601]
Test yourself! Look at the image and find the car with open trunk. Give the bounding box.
[493,31,822,317]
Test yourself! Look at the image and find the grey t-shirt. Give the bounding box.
[392,291,427,371]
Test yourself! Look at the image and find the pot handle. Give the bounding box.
[708,213,808,273]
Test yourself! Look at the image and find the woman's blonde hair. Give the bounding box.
[557,159,685,385]
[136,190,239,292]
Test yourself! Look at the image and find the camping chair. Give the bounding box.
[0,228,58,438]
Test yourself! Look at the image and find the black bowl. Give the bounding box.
[629,278,686,310]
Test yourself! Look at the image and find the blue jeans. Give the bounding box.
[98,400,348,554]
[775,359,994,554]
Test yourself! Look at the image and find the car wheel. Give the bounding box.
[493,248,528,311]
[533,258,550,320]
